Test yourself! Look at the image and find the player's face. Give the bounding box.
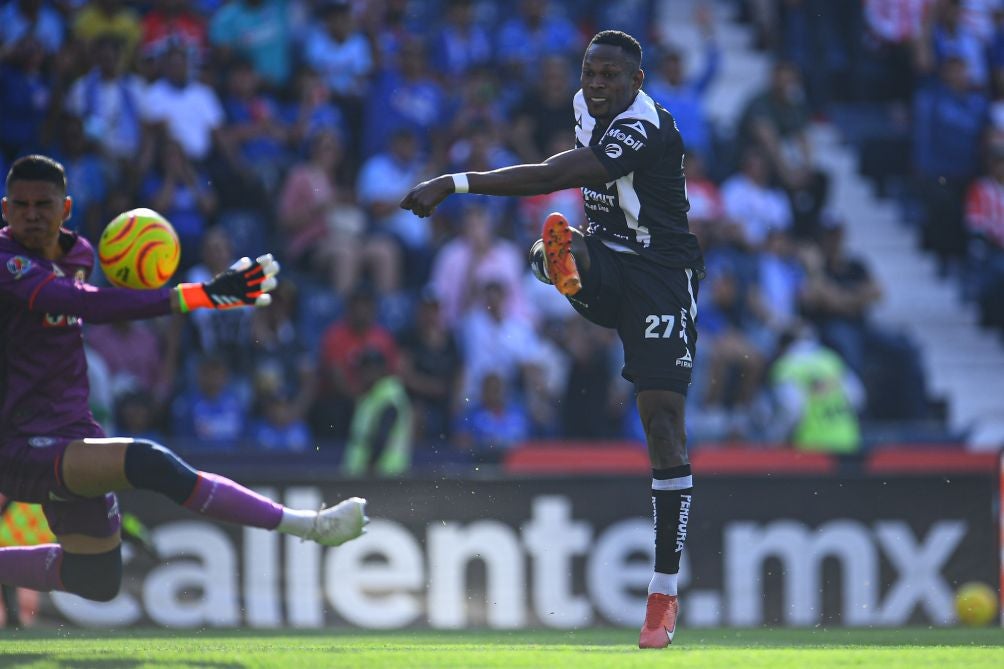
[580,44,643,122]
[2,180,71,257]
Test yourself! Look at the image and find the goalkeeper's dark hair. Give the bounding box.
[6,155,67,194]
[589,30,643,71]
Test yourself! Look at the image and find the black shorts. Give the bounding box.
[567,235,700,395]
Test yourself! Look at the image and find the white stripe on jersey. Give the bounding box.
[573,89,661,251]
[685,268,697,321]
[615,171,650,247]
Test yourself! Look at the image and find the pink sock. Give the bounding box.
[182,473,283,530]
[0,544,63,591]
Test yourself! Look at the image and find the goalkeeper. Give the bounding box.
[0,155,367,604]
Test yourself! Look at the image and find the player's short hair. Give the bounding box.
[6,155,67,194]
[589,30,643,71]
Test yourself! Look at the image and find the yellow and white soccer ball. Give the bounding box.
[955,582,998,626]
[98,208,180,289]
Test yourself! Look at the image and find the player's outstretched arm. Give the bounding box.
[400,147,610,218]
[172,254,280,313]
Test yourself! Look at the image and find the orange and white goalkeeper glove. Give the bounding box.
[175,254,280,313]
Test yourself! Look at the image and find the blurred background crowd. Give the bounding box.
[1,0,998,471]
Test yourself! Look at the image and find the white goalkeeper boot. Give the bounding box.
[306,497,369,546]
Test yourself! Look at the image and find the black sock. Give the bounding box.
[652,465,693,575]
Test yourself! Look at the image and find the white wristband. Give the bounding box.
[450,173,469,194]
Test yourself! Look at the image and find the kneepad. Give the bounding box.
[61,547,122,602]
[123,439,199,504]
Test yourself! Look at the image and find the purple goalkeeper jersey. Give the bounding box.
[0,226,173,436]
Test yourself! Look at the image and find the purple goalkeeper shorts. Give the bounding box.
[0,421,122,538]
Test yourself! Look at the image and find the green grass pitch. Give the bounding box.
[1,628,1003,668]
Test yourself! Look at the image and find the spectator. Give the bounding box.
[397,287,463,443]
[172,354,248,452]
[166,226,255,372]
[86,317,168,402]
[915,0,988,89]
[141,45,225,164]
[458,277,547,405]
[363,36,448,157]
[140,138,219,267]
[720,148,794,250]
[559,316,630,440]
[0,37,49,160]
[342,347,413,476]
[47,113,108,241]
[209,0,292,89]
[357,127,428,277]
[859,0,933,102]
[645,6,720,167]
[218,58,290,194]
[508,55,577,163]
[140,0,208,67]
[65,35,143,170]
[277,128,395,294]
[429,0,493,83]
[0,0,65,56]
[913,53,989,272]
[494,0,581,82]
[454,371,531,463]
[284,66,347,150]
[249,388,312,452]
[769,325,865,453]
[115,389,167,442]
[963,143,1004,332]
[247,279,318,433]
[303,0,373,164]
[430,200,529,328]
[72,0,142,61]
[694,252,766,434]
[738,60,829,237]
[799,217,930,419]
[315,283,401,438]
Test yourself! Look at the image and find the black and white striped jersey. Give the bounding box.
[573,89,704,273]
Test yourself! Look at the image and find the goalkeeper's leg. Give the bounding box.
[61,438,368,547]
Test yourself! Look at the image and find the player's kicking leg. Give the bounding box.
[0,437,368,602]
[60,438,368,547]
[540,212,583,295]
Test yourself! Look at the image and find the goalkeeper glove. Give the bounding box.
[175,254,280,313]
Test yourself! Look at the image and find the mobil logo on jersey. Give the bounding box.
[604,121,646,151]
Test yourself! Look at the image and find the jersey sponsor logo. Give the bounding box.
[604,126,645,151]
[42,313,81,328]
[28,436,58,448]
[675,494,691,552]
[623,120,648,138]
[6,255,32,279]
[581,187,616,207]
[675,349,693,368]
[604,143,623,159]
[41,264,81,328]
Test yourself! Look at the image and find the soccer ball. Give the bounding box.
[98,208,180,289]
[955,582,998,626]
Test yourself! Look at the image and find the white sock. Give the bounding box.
[276,508,317,538]
[649,572,678,596]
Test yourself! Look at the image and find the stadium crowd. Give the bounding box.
[1,0,958,470]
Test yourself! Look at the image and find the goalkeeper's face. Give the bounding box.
[2,180,72,257]
[580,43,643,123]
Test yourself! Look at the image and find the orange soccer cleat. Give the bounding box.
[638,593,679,649]
[541,212,582,296]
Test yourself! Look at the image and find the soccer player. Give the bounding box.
[401,31,703,648]
[0,155,368,603]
